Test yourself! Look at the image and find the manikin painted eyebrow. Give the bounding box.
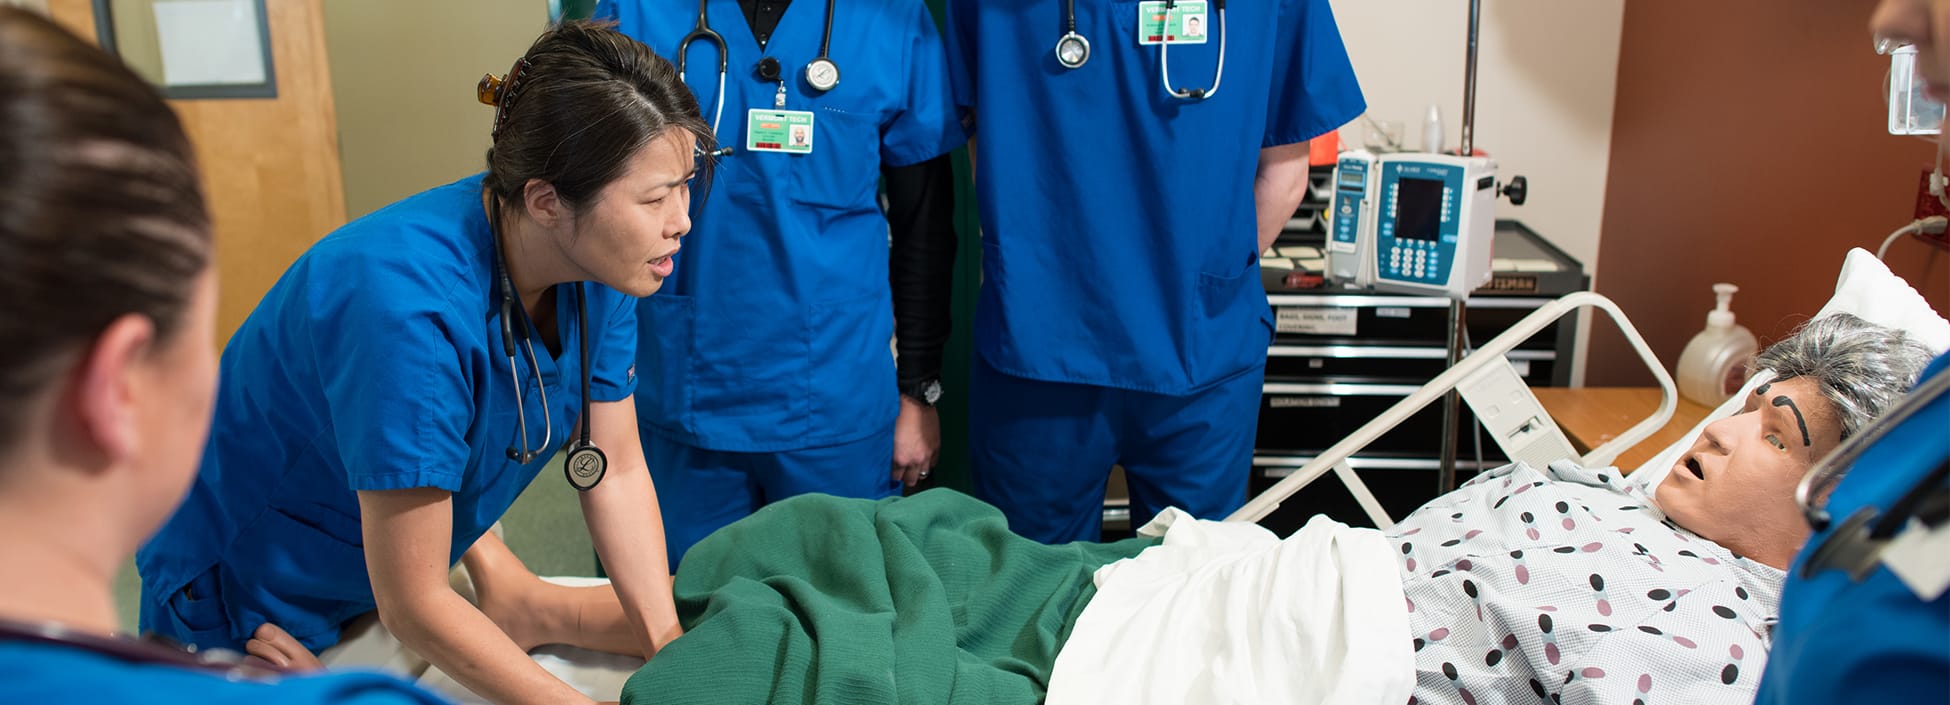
[1771,395,1812,447]
[1754,382,1812,447]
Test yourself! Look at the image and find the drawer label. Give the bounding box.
[1275,307,1357,335]
[1270,396,1341,409]
[1375,307,1413,319]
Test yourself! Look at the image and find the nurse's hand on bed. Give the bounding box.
[244,622,325,672]
[893,396,940,487]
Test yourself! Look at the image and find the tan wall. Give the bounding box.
[323,0,546,219]
[1589,0,1950,386]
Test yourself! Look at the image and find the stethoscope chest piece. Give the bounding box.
[805,57,840,92]
[1056,31,1091,69]
[564,443,607,492]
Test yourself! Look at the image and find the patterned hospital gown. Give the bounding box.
[1388,460,1782,705]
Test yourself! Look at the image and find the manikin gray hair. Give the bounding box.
[1754,313,1934,440]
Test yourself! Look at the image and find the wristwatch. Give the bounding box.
[901,378,943,407]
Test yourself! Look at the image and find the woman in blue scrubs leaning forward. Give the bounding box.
[137,22,713,705]
[0,8,444,704]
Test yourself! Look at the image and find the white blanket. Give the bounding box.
[1047,512,1415,705]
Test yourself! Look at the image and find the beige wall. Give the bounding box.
[324,0,546,219]
[1327,0,1626,383]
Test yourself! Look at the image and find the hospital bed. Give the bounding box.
[1233,290,1678,529]
[325,291,1668,704]
[332,248,1948,704]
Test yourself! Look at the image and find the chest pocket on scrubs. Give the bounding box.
[788,107,880,211]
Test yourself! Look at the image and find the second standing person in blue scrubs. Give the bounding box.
[945,0,1366,542]
[596,0,967,566]
[138,23,707,705]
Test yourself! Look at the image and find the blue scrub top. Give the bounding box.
[137,174,639,651]
[945,0,1364,393]
[0,642,450,704]
[1755,352,1950,703]
[597,0,967,451]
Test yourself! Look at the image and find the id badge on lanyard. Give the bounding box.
[1137,1,1208,45]
[746,109,815,154]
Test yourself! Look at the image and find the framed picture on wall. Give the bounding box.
[92,0,275,99]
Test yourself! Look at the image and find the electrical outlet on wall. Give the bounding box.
[1914,169,1950,251]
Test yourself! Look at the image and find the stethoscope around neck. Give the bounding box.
[679,0,840,153]
[487,193,607,492]
[1793,367,1950,581]
[1055,0,1227,101]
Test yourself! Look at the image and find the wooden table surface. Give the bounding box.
[1531,387,1715,472]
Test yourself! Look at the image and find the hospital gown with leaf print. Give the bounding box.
[1388,460,1782,705]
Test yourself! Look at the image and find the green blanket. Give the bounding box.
[621,490,1154,705]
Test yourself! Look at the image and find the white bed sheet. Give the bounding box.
[1047,510,1415,705]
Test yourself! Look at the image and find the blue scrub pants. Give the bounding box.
[969,356,1263,544]
[644,425,899,568]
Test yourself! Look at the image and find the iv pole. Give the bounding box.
[1436,0,1484,492]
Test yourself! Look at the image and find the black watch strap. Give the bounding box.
[901,378,943,407]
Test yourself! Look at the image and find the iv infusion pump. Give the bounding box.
[1328,151,1519,299]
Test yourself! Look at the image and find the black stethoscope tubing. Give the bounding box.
[680,0,841,147]
[488,193,605,491]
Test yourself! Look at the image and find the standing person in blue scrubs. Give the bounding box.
[944,0,1366,542]
[0,9,445,703]
[137,23,713,705]
[594,0,967,566]
[1756,2,1950,697]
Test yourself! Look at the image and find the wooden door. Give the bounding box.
[45,0,347,346]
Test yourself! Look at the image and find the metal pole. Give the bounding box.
[1460,0,1481,155]
[1438,299,1466,492]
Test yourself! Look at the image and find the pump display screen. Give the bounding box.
[1394,177,1445,242]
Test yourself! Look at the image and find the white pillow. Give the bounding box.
[1631,248,1950,491]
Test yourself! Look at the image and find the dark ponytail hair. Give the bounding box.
[480,20,715,214]
[0,8,210,449]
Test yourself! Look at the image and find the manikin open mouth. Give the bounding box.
[1685,457,1704,481]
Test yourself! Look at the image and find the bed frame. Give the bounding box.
[1229,292,1678,529]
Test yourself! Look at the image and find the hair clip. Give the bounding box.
[482,57,534,142]
[476,73,504,107]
